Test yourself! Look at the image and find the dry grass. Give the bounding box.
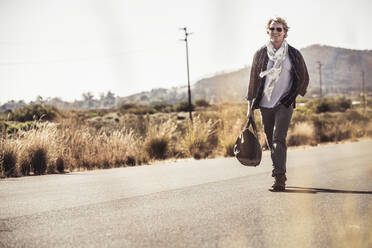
[0,122,61,176]
[1,101,371,177]
[62,125,146,169]
[0,142,17,177]
[287,122,316,146]
[144,119,178,159]
[181,115,218,159]
[0,121,148,176]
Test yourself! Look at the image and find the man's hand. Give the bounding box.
[247,101,254,118]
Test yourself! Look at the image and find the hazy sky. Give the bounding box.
[1,0,371,103]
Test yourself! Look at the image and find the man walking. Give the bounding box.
[246,17,309,191]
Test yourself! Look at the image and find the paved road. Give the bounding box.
[1,139,372,248]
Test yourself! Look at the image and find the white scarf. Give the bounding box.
[259,40,288,100]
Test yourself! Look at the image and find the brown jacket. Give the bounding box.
[246,44,309,109]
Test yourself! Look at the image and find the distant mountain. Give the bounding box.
[115,68,251,106]
[191,68,250,104]
[300,44,372,96]
[116,87,189,106]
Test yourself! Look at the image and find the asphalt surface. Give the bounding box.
[1,139,372,248]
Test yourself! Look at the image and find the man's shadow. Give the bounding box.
[270,186,372,194]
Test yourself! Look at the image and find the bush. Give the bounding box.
[8,104,60,122]
[0,121,8,134]
[181,117,217,159]
[119,103,156,115]
[47,161,57,174]
[1,148,18,177]
[314,99,331,113]
[4,121,34,134]
[20,158,30,176]
[120,103,137,110]
[153,103,173,112]
[311,114,353,143]
[56,157,65,173]
[126,156,136,166]
[344,110,369,123]
[195,99,210,107]
[145,137,169,159]
[287,122,316,146]
[128,106,155,115]
[224,141,235,157]
[174,101,195,112]
[291,107,312,124]
[308,97,351,113]
[30,147,47,175]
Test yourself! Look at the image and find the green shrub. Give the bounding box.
[8,104,60,122]
[174,101,195,112]
[5,121,34,134]
[87,112,99,118]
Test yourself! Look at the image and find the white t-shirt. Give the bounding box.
[260,55,293,108]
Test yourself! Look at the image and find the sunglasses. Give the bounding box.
[269,27,283,32]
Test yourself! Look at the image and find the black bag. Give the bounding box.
[234,117,262,166]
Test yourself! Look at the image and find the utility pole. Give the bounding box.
[317,61,323,98]
[180,27,193,121]
[361,70,366,112]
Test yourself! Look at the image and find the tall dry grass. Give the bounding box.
[144,119,178,159]
[0,141,17,177]
[60,120,147,169]
[287,122,316,146]
[1,122,62,176]
[0,120,149,176]
[181,115,219,159]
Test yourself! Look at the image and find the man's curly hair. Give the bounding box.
[266,17,289,39]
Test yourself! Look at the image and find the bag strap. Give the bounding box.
[243,116,259,136]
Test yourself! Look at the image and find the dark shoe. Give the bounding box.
[272,174,287,191]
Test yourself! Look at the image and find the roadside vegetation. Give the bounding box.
[1,97,371,178]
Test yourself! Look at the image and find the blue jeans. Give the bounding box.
[260,104,293,177]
